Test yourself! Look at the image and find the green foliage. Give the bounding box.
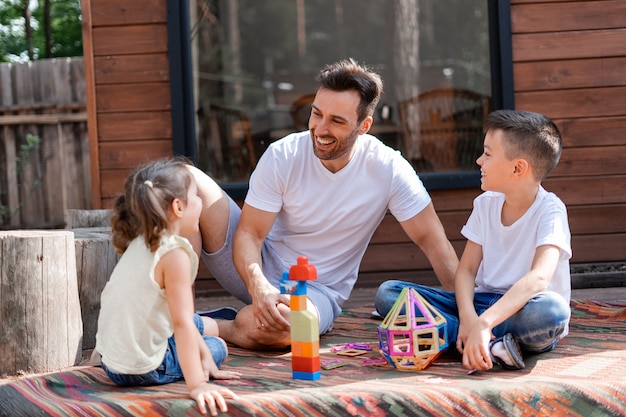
[0,0,82,62]
[16,133,42,172]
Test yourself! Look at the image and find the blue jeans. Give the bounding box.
[102,314,228,387]
[375,280,570,353]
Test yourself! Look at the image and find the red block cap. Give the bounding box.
[289,256,318,281]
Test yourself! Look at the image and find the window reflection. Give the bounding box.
[190,0,491,183]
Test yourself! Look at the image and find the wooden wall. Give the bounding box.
[511,0,626,261]
[81,0,173,209]
[81,0,625,295]
[361,0,626,285]
[356,0,626,288]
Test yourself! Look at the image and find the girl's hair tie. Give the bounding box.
[144,180,153,188]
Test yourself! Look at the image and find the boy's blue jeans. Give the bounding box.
[375,280,571,354]
[102,314,227,387]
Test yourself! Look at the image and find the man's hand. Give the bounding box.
[189,382,239,416]
[250,282,290,331]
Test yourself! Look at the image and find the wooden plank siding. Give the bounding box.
[353,0,626,289]
[509,0,626,266]
[81,0,626,296]
[81,0,172,209]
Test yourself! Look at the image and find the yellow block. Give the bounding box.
[290,310,319,342]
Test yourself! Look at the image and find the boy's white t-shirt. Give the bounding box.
[461,187,572,304]
[245,131,431,306]
[96,234,198,374]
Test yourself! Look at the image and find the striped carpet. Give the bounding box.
[1,299,625,417]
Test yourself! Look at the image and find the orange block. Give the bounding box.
[290,294,307,311]
[292,341,319,358]
[292,355,320,373]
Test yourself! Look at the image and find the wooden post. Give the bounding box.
[65,209,112,229]
[73,228,119,350]
[0,230,83,376]
[65,209,118,350]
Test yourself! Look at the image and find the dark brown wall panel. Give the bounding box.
[98,111,172,141]
[512,1,626,33]
[571,234,626,263]
[95,83,171,112]
[99,140,173,170]
[556,117,626,148]
[100,169,131,199]
[91,0,167,27]
[515,86,626,119]
[83,0,173,209]
[551,146,626,177]
[513,29,626,62]
[544,176,626,207]
[429,188,479,212]
[95,54,170,84]
[568,205,626,235]
[514,58,626,91]
[92,25,168,56]
[371,211,470,245]
[360,240,466,274]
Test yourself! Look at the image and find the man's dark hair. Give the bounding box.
[317,58,383,122]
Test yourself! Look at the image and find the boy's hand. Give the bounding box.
[461,324,495,371]
[190,382,239,416]
[456,322,471,355]
[456,311,479,355]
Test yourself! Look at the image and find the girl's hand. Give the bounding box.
[210,368,242,380]
[200,353,241,380]
[190,382,239,416]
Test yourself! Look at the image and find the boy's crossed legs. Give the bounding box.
[375,280,570,369]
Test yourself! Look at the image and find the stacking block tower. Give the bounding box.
[378,286,448,371]
[282,256,320,380]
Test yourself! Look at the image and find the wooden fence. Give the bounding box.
[0,57,91,229]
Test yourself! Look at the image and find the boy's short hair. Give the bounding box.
[484,109,562,180]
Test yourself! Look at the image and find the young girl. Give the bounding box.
[95,158,241,416]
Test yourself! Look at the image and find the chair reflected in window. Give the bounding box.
[197,103,257,182]
[290,93,316,131]
[398,88,490,172]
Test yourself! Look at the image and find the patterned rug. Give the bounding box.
[1,300,625,417]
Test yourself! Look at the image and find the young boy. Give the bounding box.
[375,109,572,371]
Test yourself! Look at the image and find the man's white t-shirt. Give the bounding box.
[245,131,431,306]
[461,187,572,304]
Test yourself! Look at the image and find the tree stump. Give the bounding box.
[0,230,83,376]
[65,209,112,229]
[65,209,119,350]
[73,229,120,350]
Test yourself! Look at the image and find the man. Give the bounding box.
[188,58,458,350]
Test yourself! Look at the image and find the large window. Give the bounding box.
[189,0,492,185]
